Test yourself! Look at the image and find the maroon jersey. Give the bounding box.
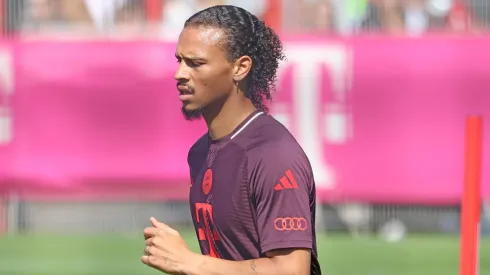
[188,111,321,274]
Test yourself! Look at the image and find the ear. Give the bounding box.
[233,55,252,83]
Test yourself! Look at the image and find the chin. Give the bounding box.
[181,104,203,121]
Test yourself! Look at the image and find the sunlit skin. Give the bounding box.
[140,26,311,275]
[142,217,311,275]
[174,26,256,140]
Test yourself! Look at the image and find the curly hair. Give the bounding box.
[184,5,286,113]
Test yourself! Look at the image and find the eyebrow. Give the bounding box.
[175,53,206,61]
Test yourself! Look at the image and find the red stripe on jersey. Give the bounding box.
[280,176,293,189]
[198,228,206,240]
[274,184,283,190]
[213,230,220,241]
[285,169,299,188]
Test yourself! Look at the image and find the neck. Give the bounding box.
[203,96,257,140]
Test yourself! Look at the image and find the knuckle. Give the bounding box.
[142,256,149,265]
[148,256,158,265]
[148,246,157,255]
[152,237,160,245]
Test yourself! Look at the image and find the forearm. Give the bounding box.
[184,253,283,275]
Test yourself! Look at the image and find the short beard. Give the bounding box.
[181,105,204,121]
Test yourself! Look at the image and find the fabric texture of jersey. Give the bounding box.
[188,111,321,275]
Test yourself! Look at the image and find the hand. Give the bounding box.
[141,217,196,275]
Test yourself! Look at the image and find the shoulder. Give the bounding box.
[245,115,308,165]
[187,133,209,164]
[244,116,313,186]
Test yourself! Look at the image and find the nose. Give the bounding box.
[174,62,190,82]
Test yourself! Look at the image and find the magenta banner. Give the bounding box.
[0,37,488,203]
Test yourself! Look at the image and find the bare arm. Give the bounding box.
[142,224,312,275]
[184,248,311,275]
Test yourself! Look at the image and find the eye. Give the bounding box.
[185,59,202,68]
[190,62,202,68]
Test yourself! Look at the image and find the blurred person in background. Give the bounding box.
[160,0,266,41]
[113,0,147,36]
[195,0,226,10]
[303,0,334,32]
[22,0,94,35]
[468,0,490,28]
[22,0,60,33]
[58,0,93,26]
[283,0,332,33]
[160,0,195,40]
[84,0,127,34]
[25,0,150,37]
[4,0,487,37]
[361,0,479,35]
[367,0,405,33]
[226,0,266,18]
[403,0,478,34]
[85,0,149,36]
[445,0,479,32]
[404,0,430,35]
[2,0,27,36]
[331,0,369,35]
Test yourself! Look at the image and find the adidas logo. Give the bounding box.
[274,169,299,190]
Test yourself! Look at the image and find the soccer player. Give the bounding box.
[142,5,322,275]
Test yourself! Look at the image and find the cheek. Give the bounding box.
[195,70,233,98]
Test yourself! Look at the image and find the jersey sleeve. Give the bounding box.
[252,146,314,254]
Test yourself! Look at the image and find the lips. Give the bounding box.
[177,84,193,94]
[179,93,194,102]
[177,84,194,101]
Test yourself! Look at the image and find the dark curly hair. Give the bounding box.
[184,5,286,113]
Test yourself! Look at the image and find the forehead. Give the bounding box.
[176,26,228,59]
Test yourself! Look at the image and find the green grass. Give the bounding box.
[0,231,488,275]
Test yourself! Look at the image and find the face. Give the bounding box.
[174,26,235,120]
[174,26,252,120]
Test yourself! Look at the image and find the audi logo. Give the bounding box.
[274,217,308,231]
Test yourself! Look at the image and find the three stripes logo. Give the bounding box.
[274,169,299,191]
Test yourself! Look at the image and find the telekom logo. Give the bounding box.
[272,44,354,189]
[0,47,13,146]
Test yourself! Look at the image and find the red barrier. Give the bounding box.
[460,116,483,275]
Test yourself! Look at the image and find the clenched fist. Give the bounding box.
[142,217,197,275]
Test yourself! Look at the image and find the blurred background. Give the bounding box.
[0,0,489,274]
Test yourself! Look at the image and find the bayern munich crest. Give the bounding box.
[202,169,213,195]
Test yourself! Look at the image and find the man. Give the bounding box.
[142,5,322,275]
